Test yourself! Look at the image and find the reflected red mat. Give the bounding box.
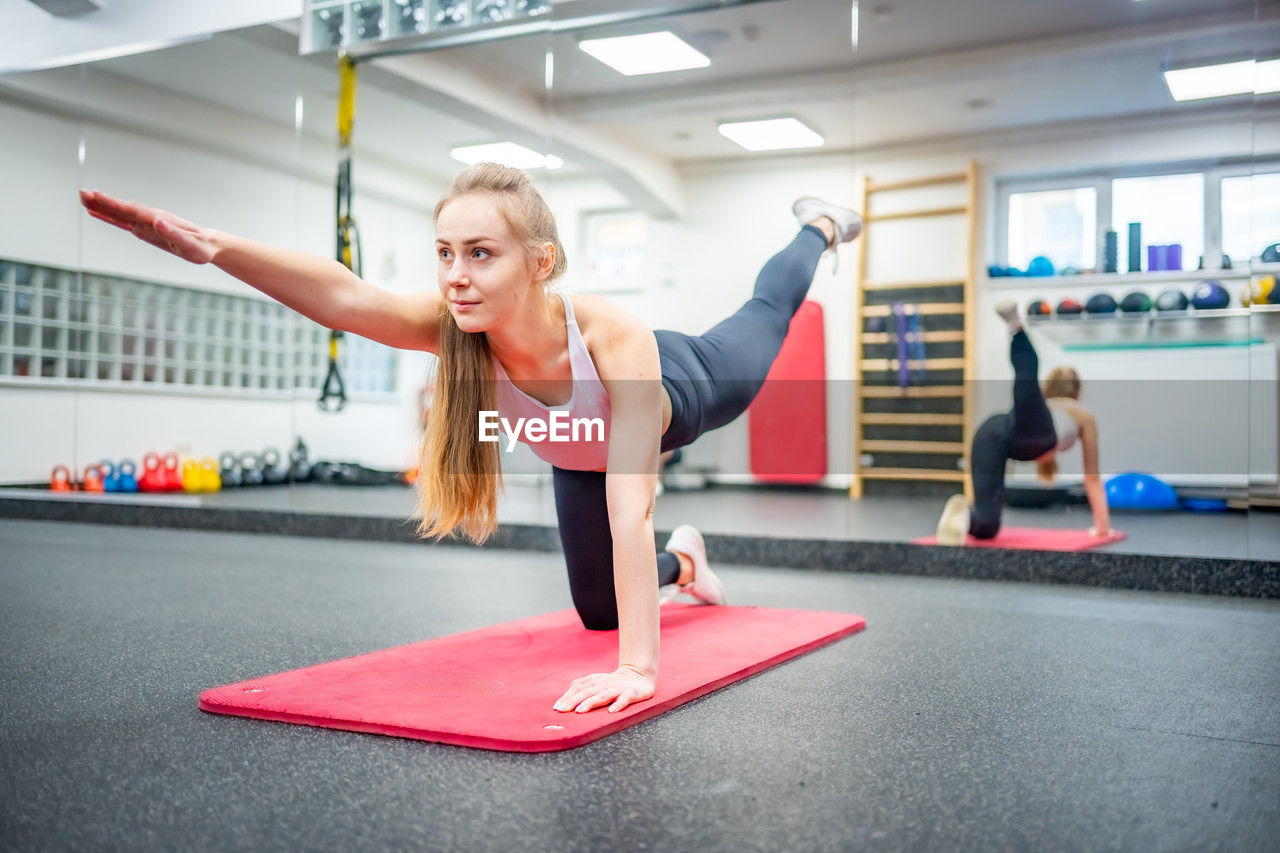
[914,526,1126,551]
[199,604,865,753]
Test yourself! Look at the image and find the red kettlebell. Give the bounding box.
[162,451,184,492]
[82,464,105,493]
[140,452,165,492]
[51,464,74,492]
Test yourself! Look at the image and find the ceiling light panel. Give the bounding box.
[450,142,562,170]
[1164,58,1278,101]
[718,118,825,152]
[578,31,710,76]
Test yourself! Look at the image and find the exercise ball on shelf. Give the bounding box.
[1106,472,1179,511]
[1191,279,1230,310]
[1243,275,1275,307]
[1056,297,1084,315]
[1155,289,1189,311]
[1026,256,1056,277]
[1120,290,1153,313]
[1085,292,1118,314]
[1026,298,1052,317]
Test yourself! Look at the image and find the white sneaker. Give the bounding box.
[935,494,970,546]
[995,298,1022,335]
[792,197,863,245]
[660,525,726,606]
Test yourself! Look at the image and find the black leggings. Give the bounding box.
[553,225,827,629]
[968,330,1057,539]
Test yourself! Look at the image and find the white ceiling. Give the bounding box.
[5,0,1277,208]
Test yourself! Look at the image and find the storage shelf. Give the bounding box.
[986,268,1254,291]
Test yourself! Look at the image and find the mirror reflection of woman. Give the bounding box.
[80,162,863,717]
[936,300,1114,544]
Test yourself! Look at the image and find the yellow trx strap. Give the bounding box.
[319,53,359,414]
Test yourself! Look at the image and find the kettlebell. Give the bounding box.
[82,464,105,493]
[219,452,243,488]
[239,451,265,487]
[162,452,184,492]
[118,460,139,493]
[51,464,73,492]
[100,460,121,493]
[140,453,165,492]
[199,457,222,492]
[288,437,312,483]
[182,459,203,494]
[261,447,288,485]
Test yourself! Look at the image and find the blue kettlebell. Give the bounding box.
[117,459,139,493]
[100,460,120,492]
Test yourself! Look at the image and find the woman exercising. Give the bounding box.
[935,299,1113,545]
[80,162,862,716]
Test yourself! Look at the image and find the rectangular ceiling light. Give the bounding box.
[1164,58,1280,101]
[718,118,825,152]
[451,142,563,170]
[578,31,710,76]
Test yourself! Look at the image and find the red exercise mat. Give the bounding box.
[914,526,1126,551]
[199,603,865,753]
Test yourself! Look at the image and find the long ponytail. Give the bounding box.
[414,163,566,543]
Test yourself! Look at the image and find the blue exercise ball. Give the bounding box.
[1106,472,1178,510]
[1191,280,1230,310]
[1026,256,1056,277]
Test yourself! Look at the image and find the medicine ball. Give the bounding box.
[1191,280,1230,310]
[1243,275,1276,307]
[1155,289,1189,311]
[1026,256,1055,277]
[1056,298,1084,315]
[1026,299,1052,317]
[1120,291,1153,313]
[1085,292,1118,314]
[1262,243,1280,263]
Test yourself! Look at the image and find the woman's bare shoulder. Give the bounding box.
[566,292,649,339]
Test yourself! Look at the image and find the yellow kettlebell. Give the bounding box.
[199,457,222,492]
[182,458,203,493]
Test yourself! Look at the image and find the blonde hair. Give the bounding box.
[415,163,567,543]
[1036,366,1079,482]
[1042,366,1080,401]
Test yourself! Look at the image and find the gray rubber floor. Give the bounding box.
[2,519,1278,852]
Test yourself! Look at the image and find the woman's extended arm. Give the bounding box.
[1078,412,1112,536]
[80,190,441,353]
[552,315,663,714]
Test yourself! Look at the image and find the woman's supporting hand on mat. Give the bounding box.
[554,664,655,714]
[80,190,217,265]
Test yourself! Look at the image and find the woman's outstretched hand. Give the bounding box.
[554,665,655,714]
[80,190,217,265]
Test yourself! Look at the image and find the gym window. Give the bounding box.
[997,162,1279,273]
[1221,172,1280,265]
[0,259,397,397]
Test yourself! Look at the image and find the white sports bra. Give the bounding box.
[490,292,612,470]
[1047,399,1079,453]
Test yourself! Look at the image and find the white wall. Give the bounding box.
[0,75,443,483]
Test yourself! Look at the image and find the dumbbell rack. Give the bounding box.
[849,162,978,499]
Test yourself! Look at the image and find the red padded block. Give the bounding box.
[749,300,826,484]
[199,604,865,753]
[914,527,1126,551]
